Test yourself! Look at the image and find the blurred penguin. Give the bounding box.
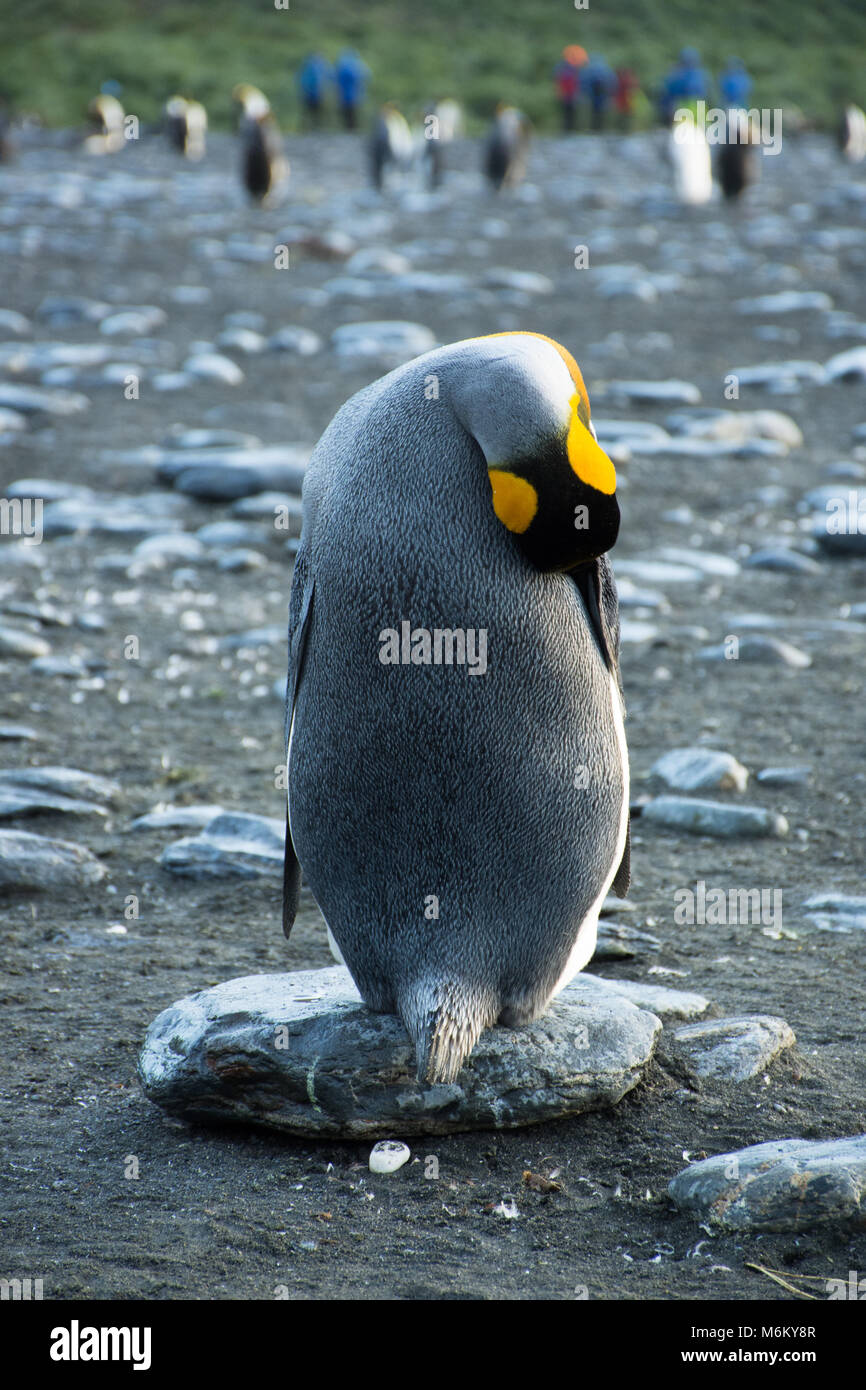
[422,99,463,188]
[369,103,415,190]
[716,108,760,200]
[233,83,288,204]
[164,95,207,161]
[838,104,866,163]
[484,105,530,190]
[669,110,712,205]
[84,93,125,155]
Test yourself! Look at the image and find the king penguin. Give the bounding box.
[282,332,630,1084]
[484,106,530,189]
[164,95,207,161]
[233,84,288,203]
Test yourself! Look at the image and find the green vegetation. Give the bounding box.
[2,0,864,131]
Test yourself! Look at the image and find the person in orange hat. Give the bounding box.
[553,45,587,131]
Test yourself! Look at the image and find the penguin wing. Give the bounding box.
[282,567,315,938]
[572,554,631,897]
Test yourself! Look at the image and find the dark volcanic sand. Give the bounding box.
[1,129,865,1300]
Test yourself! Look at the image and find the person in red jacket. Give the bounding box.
[614,67,638,130]
[553,45,587,132]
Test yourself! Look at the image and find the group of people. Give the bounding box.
[297,50,370,128]
[552,45,755,132]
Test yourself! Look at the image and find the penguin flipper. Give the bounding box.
[571,553,624,698]
[611,815,631,898]
[282,567,315,940]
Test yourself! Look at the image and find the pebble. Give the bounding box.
[182,353,244,386]
[0,828,107,889]
[369,1141,411,1174]
[734,291,833,314]
[0,383,89,416]
[650,748,749,793]
[217,624,284,649]
[607,380,701,406]
[666,408,803,449]
[162,428,261,451]
[824,346,866,383]
[729,360,828,388]
[668,1135,866,1233]
[159,811,285,878]
[2,766,119,802]
[0,724,39,741]
[138,965,661,1137]
[100,306,167,336]
[216,328,267,355]
[669,1015,795,1082]
[331,321,436,362]
[745,548,822,574]
[658,547,740,578]
[641,797,789,839]
[803,893,866,933]
[267,326,323,356]
[756,766,812,787]
[0,626,51,658]
[216,548,266,572]
[593,921,661,960]
[0,780,108,819]
[614,558,702,585]
[196,521,266,549]
[576,974,710,1021]
[130,804,224,831]
[698,635,812,668]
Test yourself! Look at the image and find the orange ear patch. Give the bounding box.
[567,397,616,494]
[487,469,538,533]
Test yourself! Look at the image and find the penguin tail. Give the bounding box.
[399,981,497,1085]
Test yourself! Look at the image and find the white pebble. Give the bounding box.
[369,1140,411,1174]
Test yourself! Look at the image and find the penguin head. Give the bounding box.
[450,331,619,572]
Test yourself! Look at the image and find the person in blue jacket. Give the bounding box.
[298,53,332,125]
[334,49,370,129]
[659,47,710,124]
[582,54,616,131]
[719,58,752,111]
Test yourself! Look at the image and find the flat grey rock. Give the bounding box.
[668,1135,866,1233]
[757,765,812,787]
[593,921,661,960]
[0,766,119,802]
[825,346,866,382]
[130,804,224,831]
[745,547,822,574]
[803,893,866,933]
[0,828,107,890]
[159,811,285,878]
[698,635,812,668]
[182,353,244,386]
[607,379,701,405]
[735,291,833,315]
[0,382,90,416]
[666,408,803,448]
[0,626,51,659]
[0,724,39,741]
[641,796,788,839]
[138,965,662,1138]
[650,748,749,792]
[584,975,711,1021]
[331,321,436,363]
[670,1015,795,1081]
[0,782,108,819]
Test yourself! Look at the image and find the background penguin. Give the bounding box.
[83,93,125,155]
[668,111,712,205]
[233,83,288,204]
[369,103,415,190]
[716,109,760,200]
[164,95,207,160]
[838,104,866,163]
[484,105,530,189]
[282,332,630,1084]
[422,99,463,189]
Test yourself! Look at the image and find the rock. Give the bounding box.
[614,558,702,585]
[30,655,89,678]
[216,328,267,355]
[482,267,553,294]
[0,407,27,432]
[657,547,740,578]
[666,408,803,449]
[641,797,788,839]
[0,828,107,890]
[619,619,659,644]
[369,1140,411,1173]
[230,492,303,526]
[162,428,261,451]
[217,625,284,650]
[0,308,32,335]
[196,521,266,549]
[698,635,812,668]
[669,1015,795,1082]
[40,496,185,541]
[825,346,866,383]
[100,306,167,336]
[0,724,38,741]
[756,766,812,787]
[36,296,109,325]
[0,778,108,819]
[668,1135,866,1233]
[156,446,309,499]
[267,326,323,356]
[813,489,866,555]
[130,804,224,831]
[0,624,51,658]
[607,380,702,406]
[729,360,828,388]
[0,383,89,416]
[735,291,833,314]
[216,548,265,572]
[331,321,436,363]
[583,975,711,1021]
[593,921,661,960]
[159,812,285,878]
[138,965,662,1137]
[650,748,749,793]
[745,548,822,574]
[183,353,244,386]
[0,766,119,802]
[592,419,671,447]
[803,894,866,933]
